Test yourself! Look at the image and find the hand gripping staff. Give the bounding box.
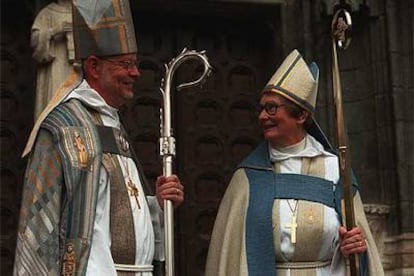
[331,3,360,276]
[159,48,212,276]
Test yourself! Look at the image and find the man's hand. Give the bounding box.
[339,226,367,257]
[155,175,184,209]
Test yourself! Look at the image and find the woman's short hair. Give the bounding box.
[280,97,314,129]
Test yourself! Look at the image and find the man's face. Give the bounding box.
[258,93,306,148]
[96,53,140,107]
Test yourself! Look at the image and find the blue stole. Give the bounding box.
[238,141,366,275]
[238,142,343,276]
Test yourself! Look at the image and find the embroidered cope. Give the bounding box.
[65,81,158,275]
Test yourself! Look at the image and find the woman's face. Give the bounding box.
[258,93,307,148]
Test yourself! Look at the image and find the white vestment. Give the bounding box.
[65,80,164,276]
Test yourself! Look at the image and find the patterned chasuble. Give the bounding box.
[14,99,151,276]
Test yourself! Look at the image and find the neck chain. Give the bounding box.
[287,199,299,213]
[285,199,298,244]
[120,157,141,209]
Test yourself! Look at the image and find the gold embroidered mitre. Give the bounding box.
[72,0,137,59]
[262,49,319,114]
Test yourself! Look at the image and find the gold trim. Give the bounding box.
[62,242,76,276]
[23,70,82,157]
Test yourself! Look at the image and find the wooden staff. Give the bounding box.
[331,5,360,276]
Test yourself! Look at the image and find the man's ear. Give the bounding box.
[83,56,100,79]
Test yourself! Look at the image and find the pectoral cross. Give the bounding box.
[127,179,141,209]
[285,214,298,244]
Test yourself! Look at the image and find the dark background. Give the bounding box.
[1,0,412,275]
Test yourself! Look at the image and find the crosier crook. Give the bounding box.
[159,48,212,276]
[331,4,360,276]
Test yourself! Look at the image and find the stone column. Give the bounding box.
[364,204,390,264]
[384,233,414,275]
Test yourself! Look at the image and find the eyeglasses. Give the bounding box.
[103,59,140,71]
[257,102,285,115]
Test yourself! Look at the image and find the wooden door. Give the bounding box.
[122,4,281,275]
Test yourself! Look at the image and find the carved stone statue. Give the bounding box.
[31,0,74,119]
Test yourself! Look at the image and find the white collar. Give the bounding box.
[269,134,335,162]
[64,80,120,124]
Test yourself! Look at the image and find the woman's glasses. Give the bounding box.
[257,102,285,115]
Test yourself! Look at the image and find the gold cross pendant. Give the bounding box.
[127,179,141,209]
[285,214,298,244]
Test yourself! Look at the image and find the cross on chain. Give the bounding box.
[285,214,298,244]
[127,179,141,209]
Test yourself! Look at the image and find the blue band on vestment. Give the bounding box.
[273,173,335,207]
[244,169,336,275]
[239,134,360,275]
[361,252,368,276]
[245,169,275,276]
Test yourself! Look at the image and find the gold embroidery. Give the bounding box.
[307,208,315,224]
[73,131,88,167]
[62,242,76,276]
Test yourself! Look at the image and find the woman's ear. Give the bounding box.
[298,110,310,124]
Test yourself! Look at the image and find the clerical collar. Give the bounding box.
[269,134,334,162]
[274,137,306,154]
[64,79,120,127]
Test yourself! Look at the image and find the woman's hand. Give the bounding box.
[155,174,184,209]
[339,226,367,257]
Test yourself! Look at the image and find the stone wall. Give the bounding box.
[281,0,413,273]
